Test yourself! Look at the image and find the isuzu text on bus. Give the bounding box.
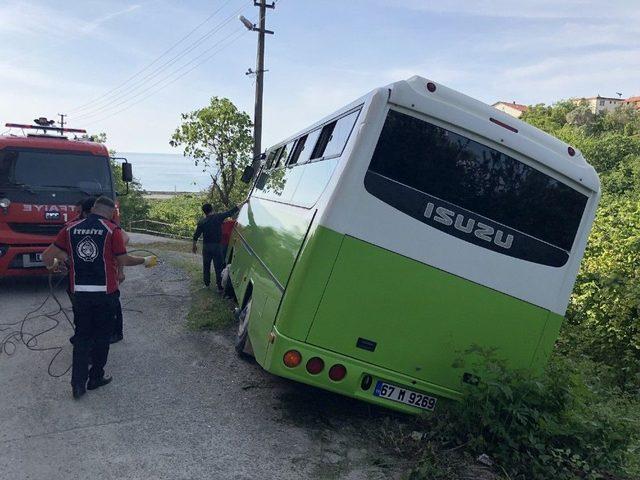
[223,76,600,414]
[0,119,132,276]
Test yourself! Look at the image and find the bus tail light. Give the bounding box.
[0,245,7,258]
[306,357,324,375]
[489,117,518,133]
[328,364,347,381]
[283,350,302,368]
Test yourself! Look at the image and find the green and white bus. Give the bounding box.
[223,76,600,414]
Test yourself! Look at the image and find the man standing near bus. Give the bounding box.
[192,202,244,291]
[43,196,157,399]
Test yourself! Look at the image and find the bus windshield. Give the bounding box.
[365,109,588,265]
[0,150,113,195]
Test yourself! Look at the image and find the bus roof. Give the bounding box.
[267,76,599,193]
[0,135,109,156]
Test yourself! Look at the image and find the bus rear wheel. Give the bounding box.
[235,299,254,358]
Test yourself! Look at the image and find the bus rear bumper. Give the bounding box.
[263,328,462,414]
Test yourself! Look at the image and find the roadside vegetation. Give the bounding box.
[399,103,640,479]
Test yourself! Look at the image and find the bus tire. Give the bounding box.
[235,299,254,358]
[221,265,235,300]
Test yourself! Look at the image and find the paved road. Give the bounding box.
[0,249,405,479]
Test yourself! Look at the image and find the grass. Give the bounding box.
[130,240,236,331]
[173,255,236,331]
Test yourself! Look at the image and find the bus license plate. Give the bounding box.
[373,381,437,411]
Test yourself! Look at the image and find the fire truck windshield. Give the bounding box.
[0,150,113,196]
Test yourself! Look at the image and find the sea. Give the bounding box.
[121,152,211,193]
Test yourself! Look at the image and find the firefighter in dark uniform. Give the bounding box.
[43,196,157,399]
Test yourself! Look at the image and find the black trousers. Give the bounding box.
[202,243,224,288]
[71,292,117,387]
[114,290,123,337]
[68,289,122,340]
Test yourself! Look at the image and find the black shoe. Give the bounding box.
[109,333,123,344]
[87,376,113,391]
[72,384,86,399]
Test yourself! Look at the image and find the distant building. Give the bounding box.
[572,95,625,114]
[623,96,640,110]
[492,101,529,118]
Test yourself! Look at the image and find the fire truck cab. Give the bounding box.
[0,121,131,276]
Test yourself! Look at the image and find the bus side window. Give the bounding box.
[310,108,361,161]
[267,147,283,169]
[265,149,278,169]
[310,122,336,160]
[322,109,360,158]
[296,128,322,165]
[287,136,307,166]
[274,142,294,169]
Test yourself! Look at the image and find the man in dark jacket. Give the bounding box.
[192,202,243,291]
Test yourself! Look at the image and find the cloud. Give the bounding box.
[382,0,640,20]
[79,4,142,35]
[0,2,140,38]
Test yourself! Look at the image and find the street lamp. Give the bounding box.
[238,15,255,31]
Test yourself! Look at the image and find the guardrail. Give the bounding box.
[128,219,192,240]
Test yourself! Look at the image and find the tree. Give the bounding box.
[170,97,253,209]
[520,100,575,133]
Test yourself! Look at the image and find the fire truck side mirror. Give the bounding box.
[122,162,133,183]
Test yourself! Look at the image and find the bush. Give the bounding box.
[147,193,206,238]
[412,354,638,480]
[111,161,149,228]
[565,195,640,388]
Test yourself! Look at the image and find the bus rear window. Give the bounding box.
[365,110,588,265]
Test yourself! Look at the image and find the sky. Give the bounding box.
[1,0,639,154]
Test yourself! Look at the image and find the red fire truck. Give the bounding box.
[0,119,132,276]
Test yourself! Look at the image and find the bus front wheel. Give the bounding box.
[235,300,254,358]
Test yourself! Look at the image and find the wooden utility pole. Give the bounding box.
[245,1,275,172]
[58,113,66,135]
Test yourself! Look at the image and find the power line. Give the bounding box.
[76,25,245,123]
[68,0,245,114]
[72,3,249,121]
[82,29,248,127]
[80,0,281,128]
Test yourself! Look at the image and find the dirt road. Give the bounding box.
[0,244,407,479]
